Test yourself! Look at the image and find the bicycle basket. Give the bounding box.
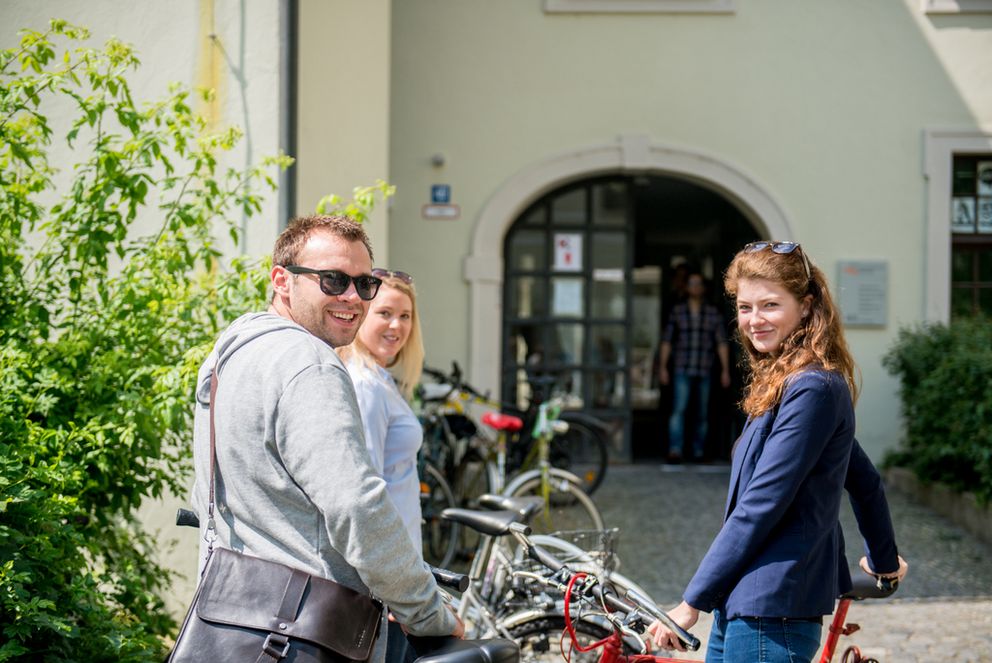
[516,528,621,577]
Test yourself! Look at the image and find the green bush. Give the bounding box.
[0,21,286,660]
[882,317,992,505]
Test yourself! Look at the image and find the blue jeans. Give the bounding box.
[668,373,710,458]
[706,610,822,663]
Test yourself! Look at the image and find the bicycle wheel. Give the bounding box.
[506,469,605,536]
[508,615,616,663]
[550,418,609,495]
[421,462,458,568]
[452,448,496,559]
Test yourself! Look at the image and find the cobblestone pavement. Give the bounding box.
[593,464,992,662]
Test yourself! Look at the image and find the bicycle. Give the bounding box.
[503,519,900,663]
[439,495,649,645]
[818,576,898,663]
[506,520,700,663]
[420,457,459,568]
[481,404,605,536]
[421,363,610,497]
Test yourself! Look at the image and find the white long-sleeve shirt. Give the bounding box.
[347,358,424,551]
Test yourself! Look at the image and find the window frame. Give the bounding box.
[923,128,992,321]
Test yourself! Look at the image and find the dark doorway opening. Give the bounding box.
[500,174,761,463]
[629,175,760,462]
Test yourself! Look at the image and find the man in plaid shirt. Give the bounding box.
[659,272,731,462]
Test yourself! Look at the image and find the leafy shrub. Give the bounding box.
[882,317,992,504]
[0,20,287,661]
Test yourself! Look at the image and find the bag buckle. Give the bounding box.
[262,633,291,659]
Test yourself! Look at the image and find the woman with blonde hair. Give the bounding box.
[338,268,428,663]
[649,242,907,663]
[338,268,424,546]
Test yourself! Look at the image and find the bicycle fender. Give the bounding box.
[501,467,586,497]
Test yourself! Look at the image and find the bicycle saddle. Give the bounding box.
[441,508,530,537]
[476,494,543,520]
[481,412,523,432]
[840,574,898,601]
[409,637,518,663]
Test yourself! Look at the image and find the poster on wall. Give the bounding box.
[552,279,584,317]
[553,233,583,272]
[952,197,976,233]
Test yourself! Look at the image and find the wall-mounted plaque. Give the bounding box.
[838,261,887,327]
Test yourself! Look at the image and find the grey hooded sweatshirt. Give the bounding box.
[191,312,457,661]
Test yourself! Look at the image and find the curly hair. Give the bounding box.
[337,276,424,401]
[724,245,858,417]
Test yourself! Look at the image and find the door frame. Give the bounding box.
[463,133,795,400]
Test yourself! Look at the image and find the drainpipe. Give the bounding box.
[278,0,299,229]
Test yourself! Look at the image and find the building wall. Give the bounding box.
[386,0,992,460]
[296,0,392,263]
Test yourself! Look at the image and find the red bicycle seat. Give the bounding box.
[481,412,524,432]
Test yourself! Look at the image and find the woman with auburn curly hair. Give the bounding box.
[648,242,908,663]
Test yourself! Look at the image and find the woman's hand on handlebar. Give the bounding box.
[860,554,908,584]
[647,600,699,652]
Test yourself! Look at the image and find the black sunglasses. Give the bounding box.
[743,241,812,282]
[371,268,414,285]
[283,265,383,301]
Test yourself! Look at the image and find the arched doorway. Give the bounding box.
[501,174,760,462]
[464,135,795,462]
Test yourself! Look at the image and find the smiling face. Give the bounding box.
[272,230,373,348]
[358,284,413,366]
[735,277,811,354]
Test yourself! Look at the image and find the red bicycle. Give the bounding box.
[507,522,898,663]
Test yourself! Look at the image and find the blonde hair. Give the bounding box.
[338,277,424,400]
[724,245,858,417]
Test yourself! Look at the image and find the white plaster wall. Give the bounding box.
[296,0,392,265]
[386,0,992,460]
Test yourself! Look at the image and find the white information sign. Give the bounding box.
[552,279,584,317]
[838,261,887,327]
[553,233,583,272]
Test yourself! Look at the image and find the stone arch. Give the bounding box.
[463,134,794,394]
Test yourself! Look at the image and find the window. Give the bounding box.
[502,179,632,419]
[950,155,992,318]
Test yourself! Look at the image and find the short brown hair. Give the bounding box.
[273,215,373,266]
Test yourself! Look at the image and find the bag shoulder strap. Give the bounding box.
[205,361,220,552]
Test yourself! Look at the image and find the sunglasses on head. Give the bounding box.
[743,241,812,282]
[371,268,414,285]
[283,265,383,301]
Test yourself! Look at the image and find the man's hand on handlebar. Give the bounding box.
[647,600,699,652]
[448,605,465,638]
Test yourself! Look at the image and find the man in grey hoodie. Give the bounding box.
[191,215,462,663]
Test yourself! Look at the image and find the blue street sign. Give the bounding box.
[431,184,451,204]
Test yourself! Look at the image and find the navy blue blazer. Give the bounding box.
[683,369,899,619]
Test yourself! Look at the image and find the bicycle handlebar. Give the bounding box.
[428,565,470,592]
[507,523,700,652]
